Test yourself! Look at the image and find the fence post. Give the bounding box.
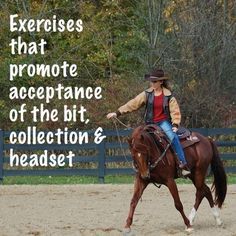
[0,130,4,181]
[98,140,105,183]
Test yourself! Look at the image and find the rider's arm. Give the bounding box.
[169,96,181,127]
[117,91,146,116]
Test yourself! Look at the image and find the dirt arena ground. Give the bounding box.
[0,184,235,236]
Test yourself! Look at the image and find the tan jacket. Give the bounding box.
[117,87,181,126]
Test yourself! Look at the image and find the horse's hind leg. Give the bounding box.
[166,179,192,231]
[189,172,222,226]
[203,183,223,226]
[188,170,205,225]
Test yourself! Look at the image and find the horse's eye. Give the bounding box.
[133,161,138,168]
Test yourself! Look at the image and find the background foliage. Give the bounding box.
[0,0,235,130]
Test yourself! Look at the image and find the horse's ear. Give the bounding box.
[127,137,133,148]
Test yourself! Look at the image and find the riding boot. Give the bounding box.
[179,163,191,176]
[171,135,191,176]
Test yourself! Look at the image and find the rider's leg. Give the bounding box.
[157,120,175,141]
[172,135,187,164]
[157,120,190,175]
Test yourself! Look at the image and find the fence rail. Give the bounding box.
[0,128,235,183]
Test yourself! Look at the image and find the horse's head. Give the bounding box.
[128,125,165,180]
[128,134,151,179]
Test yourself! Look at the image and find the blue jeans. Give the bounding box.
[156,120,187,164]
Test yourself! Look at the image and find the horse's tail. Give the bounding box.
[209,138,227,208]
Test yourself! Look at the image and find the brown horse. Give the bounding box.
[124,124,227,234]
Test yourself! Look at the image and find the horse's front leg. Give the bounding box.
[166,178,193,232]
[125,175,148,231]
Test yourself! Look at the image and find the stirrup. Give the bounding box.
[182,169,191,176]
[179,163,191,176]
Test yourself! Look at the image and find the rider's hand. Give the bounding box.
[172,126,178,133]
[107,112,117,119]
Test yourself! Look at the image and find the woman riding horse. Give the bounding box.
[107,68,190,176]
[107,68,227,232]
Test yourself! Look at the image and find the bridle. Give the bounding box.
[132,130,171,173]
[149,142,171,169]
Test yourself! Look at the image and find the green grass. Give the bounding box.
[1,174,236,185]
[2,176,99,185]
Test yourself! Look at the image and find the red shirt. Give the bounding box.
[153,93,168,123]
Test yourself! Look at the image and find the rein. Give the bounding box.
[114,117,133,129]
[149,142,171,170]
[112,118,132,164]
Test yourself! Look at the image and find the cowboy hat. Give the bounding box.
[145,68,169,81]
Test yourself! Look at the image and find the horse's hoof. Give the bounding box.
[189,221,194,226]
[123,227,131,233]
[216,218,223,227]
[185,227,194,234]
[123,227,135,236]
